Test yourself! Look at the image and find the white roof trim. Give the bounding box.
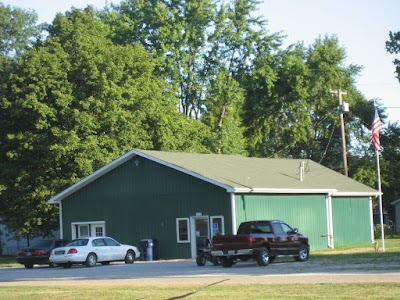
[233,188,338,194]
[332,192,381,197]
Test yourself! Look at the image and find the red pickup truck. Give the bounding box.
[210,220,310,267]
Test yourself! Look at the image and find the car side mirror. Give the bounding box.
[292,228,298,233]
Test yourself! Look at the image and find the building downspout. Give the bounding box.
[230,193,237,235]
[55,202,63,239]
[325,193,334,248]
[369,196,374,242]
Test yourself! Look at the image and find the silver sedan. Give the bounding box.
[49,237,140,268]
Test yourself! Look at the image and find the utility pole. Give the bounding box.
[330,88,348,176]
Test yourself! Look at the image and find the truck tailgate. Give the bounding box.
[212,235,253,250]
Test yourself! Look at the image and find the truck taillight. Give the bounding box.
[248,237,255,245]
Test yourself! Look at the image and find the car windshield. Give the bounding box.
[66,239,89,246]
[30,240,52,248]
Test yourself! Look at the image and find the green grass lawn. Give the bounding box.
[1,239,399,299]
[1,283,400,299]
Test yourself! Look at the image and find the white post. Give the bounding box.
[230,193,237,235]
[369,197,375,242]
[376,151,385,252]
[58,203,63,239]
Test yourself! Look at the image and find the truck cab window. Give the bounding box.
[281,223,294,234]
[272,223,284,234]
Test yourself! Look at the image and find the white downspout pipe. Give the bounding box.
[325,192,334,248]
[369,197,375,242]
[56,202,63,239]
[230,193,237,235]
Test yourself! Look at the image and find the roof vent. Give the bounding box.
[299,161,305,181]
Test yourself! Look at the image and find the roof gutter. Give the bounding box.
[233,188,338,194]
[332,192,381,197]
[233,188,379,197]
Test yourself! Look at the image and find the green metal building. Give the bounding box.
[48,150,379,259]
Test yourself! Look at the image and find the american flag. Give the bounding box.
[372,109,382,151]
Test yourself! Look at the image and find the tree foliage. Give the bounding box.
[0,2,43,57]
[386,31,400,82]
[1,1,399,238]
[0,6,210,238]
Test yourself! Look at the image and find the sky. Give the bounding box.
[3,0,400,124]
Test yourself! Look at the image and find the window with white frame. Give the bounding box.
[71,222,105,239]
[176,218,190,243]
[210,216,224,237]
[79,225,89,237]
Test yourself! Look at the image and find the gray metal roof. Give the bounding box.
[48,149,379,204]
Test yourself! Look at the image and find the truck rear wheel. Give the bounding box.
[257,247,270,266]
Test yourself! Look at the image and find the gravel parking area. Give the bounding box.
[1,258,399,286]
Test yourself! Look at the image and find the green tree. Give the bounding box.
[386,31,400,82]
[0,6,210,239]
[0,2,43,57]
[202,70,246,154]
[379,122,400,219]
[104,0,216,119]
[104,0,278,154]
[242,44,309,157]
[242,36,370,172]
[204,0,279,155]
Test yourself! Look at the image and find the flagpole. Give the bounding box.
[375,150,385,252]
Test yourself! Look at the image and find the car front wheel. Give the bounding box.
[124,250,135,264]
[85,253,97,267]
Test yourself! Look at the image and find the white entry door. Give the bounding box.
[190,216,209,258]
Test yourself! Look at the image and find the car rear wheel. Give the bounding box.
[257,247,270,266]
[24,264,33,269]
[85,253,97,267]
[294,245,309,262]
[124,250,135,264]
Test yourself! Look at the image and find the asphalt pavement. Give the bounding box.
[1,258,399,286]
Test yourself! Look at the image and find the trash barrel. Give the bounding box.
[139,239,154,261]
